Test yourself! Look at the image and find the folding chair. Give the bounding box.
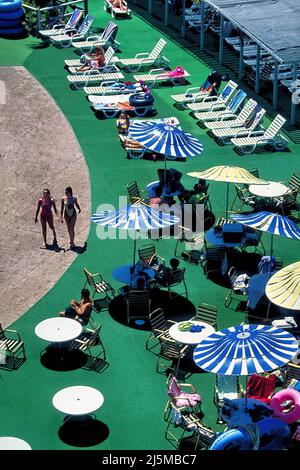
[192,303,218,329]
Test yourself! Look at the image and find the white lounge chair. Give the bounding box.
[67,71,125,89]
[193,89,247,122]
[83,81,145,95]
[67,46,119,74]
[204,98,257,130]
[50,15,94,48]
[118,38,169,72]
[91,97,155,118]
[187,80,238,112]
[133,68,190,88]
[231,114,288,154]
[212,107,266,144]
[171,86,211,107]
[71,20,120,53]
[39,8,83,37]
[104,0,131,18]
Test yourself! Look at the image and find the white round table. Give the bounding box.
[0,437,31,450]
[249,182,288,198]
[169,321,215,345]
[52,386,104,416]
[35,317,82,343]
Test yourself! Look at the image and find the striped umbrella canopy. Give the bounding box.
[188,165,268,220]
[193,323,298,376]
[91,204,180,265]
[230,211,300,257]
[128,121,204,159]
[266,261,300,310]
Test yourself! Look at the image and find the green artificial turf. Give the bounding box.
[0,1,300,450]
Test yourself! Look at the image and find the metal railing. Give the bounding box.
[23,0,88,34]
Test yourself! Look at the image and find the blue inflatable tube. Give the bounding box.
[209,418,291,451]
[0,0,22,12]
[258,418,290,451]
[210,428,253,451]
[0,25,24,34]
[0,7,24,19]
[0,18,22,27]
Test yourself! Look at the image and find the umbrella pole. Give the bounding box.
[164,156,167,189]
[270,234,274,258]
[131,234,137,286]
[225,183,229,222]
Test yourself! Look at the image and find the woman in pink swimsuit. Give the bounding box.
[35,189,58,247]
[60,186,81,248]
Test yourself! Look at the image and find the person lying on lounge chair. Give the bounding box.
[108,0,128,11]
[78,46,106,72]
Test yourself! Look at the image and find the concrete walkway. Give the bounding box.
[0,67,90,326]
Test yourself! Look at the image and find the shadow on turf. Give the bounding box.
[109,290,196,331]
[58,416,109,447]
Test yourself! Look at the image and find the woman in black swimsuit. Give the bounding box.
[60,186,81,248]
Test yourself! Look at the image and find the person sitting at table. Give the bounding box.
[150,184,164,206]
[59,288,92,326]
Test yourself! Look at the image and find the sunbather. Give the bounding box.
[59,288,92,326]
[77,46,106,72]
[108,0,128,11]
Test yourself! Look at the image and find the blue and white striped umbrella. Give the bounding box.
[128,121,204,159]
[230,211,300,256]
[193,324,298,376]
[91,204,179,230]
[91,204,180,266]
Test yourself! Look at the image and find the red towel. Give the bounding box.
[246,374,276,404]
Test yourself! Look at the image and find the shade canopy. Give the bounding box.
[91,204,180,231]
[188,165,267,185]
[230,212,300,240]
[91,204,180,268]
[128,121,204,159]
[204,0,300,64]
[188,165,267,220]
[266,261,300,310]
[193,323,298,376]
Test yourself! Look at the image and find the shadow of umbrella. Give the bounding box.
[108,290,196,330]
[58,416,109,447]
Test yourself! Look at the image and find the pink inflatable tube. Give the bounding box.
[270,389,300,424]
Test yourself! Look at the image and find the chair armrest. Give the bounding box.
[149,68,164,74]
[4,329,22,340]
[52,23,66,29]
[135,52,150,58]
[202,95,218,103]
[85,35,101,41]
[185,86,201,94]
[180,383,197,393]
[100,80,117,86]
[210,103,226,111]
